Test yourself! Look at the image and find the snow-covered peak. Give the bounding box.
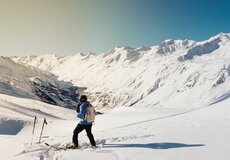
[135,46,151,52]
[102,48,116,57]
[206,32,230,44]
[101,46,140,63]
[179,33,230,61]
[115,46,135,51]
[14,53,59,62]
[156,39,196,55]
[12,53,63,71]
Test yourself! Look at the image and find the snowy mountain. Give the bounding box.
[12,33,230,110]
[0,56,78,108]
[1,33,230,160]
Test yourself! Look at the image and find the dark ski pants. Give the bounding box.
[72,124,96,147]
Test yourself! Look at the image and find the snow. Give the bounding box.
[1,33,230,159]
[12,33,230,110]
[0,119,25,135]
[0,93,230,160]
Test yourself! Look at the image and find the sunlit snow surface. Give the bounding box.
[0,93,230,160]
[0,33,229,159]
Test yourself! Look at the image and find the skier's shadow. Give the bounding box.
[104,142,204,149]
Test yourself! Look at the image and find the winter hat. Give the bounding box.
[79,95,87,102]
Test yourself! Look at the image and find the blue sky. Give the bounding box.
[0,0,229,56]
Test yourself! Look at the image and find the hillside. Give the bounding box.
[0,56,78,108]
[1,90,230,160]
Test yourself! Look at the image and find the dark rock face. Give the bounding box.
[29,78,79,109]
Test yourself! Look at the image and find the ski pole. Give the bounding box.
[31,116,37,145]
[39,118,47,143]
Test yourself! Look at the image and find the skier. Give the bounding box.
[72,95,96,148]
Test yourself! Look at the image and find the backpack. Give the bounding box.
[84,103,96,123]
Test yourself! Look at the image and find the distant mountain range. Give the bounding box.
[8,32,230,110]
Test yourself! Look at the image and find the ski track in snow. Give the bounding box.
[0,100,63,120]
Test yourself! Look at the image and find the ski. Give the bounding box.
[44,139,106,151]
[45,142,79,150]
[45,143,66,150]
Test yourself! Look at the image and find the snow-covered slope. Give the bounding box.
[1,91,230,160]
[0,93,75,159]
[0,56,78,108]
[1,33,230,160]
[13,33,230,110]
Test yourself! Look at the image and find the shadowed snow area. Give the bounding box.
[104,142,204,149]
[0,119,25,135]
[0,81,33,99]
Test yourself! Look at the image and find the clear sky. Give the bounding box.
[0,0,230,56]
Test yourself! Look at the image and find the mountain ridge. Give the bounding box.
[11,33,230,110]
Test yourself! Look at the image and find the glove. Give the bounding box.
[76,103,81,113]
